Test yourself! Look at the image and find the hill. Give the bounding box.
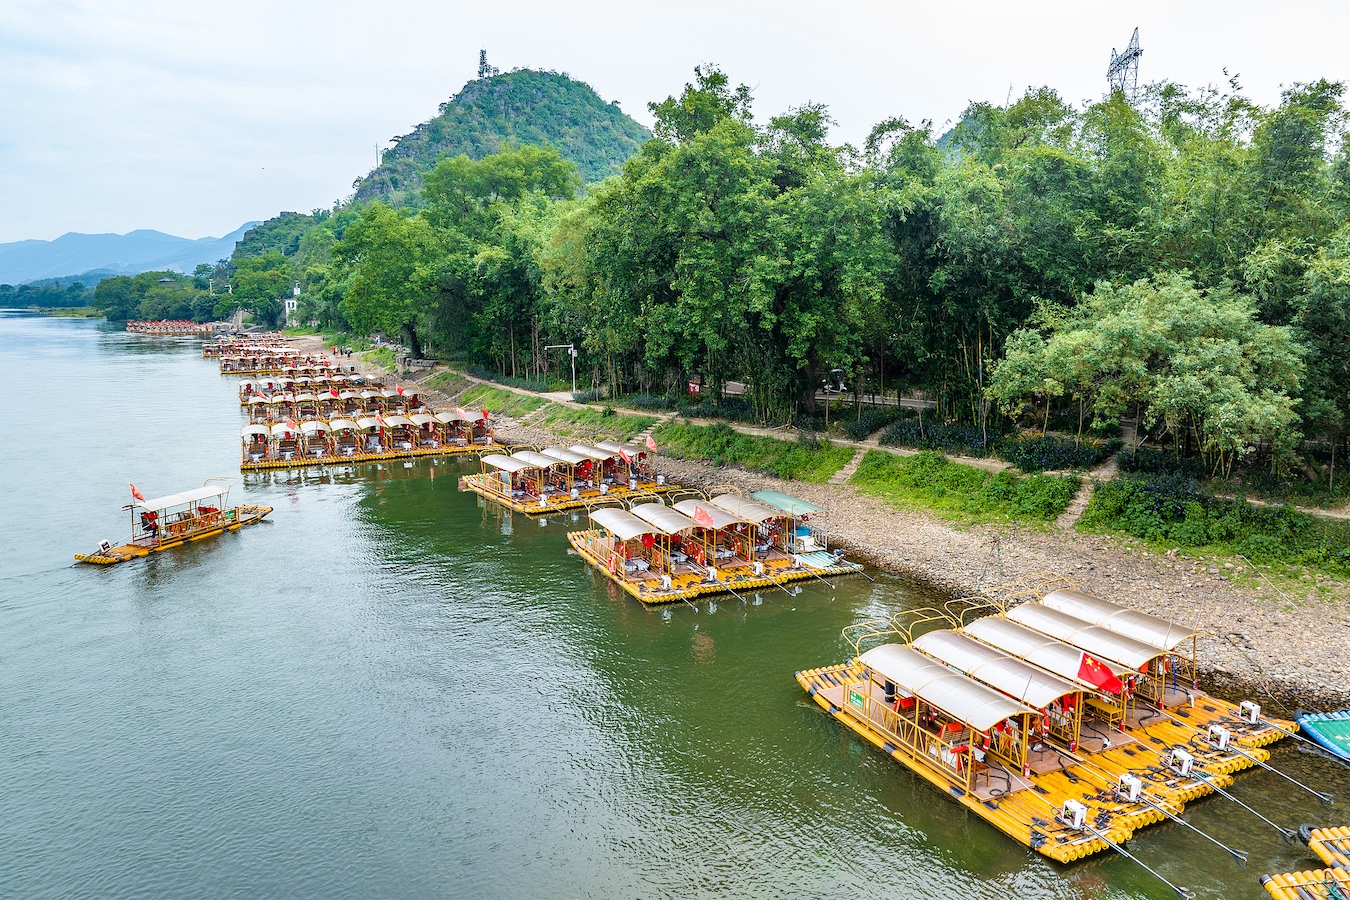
[352,66,650,206]
[0,223,258,285]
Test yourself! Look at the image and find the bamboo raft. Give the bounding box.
[1262,826,1350,900]
[243,443,500,471]
[797,581,1295,865]
[76,482,270,565]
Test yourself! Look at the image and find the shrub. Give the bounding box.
[849,450,1079,523]
[879,414,1001,457]
[996,434,1121,473]
[841,408,907,441]
[1079,473,1350,577]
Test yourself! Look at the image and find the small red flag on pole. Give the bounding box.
[130,483,145,503]
[692,505,715,529]
[618,448,632,466]
[645,435,658,452]
[481,408,489,423]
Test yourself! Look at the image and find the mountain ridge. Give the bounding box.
[0,223,259,285]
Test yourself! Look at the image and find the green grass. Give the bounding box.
[459,384,547,418]
[535,405,657,442]
[849,450,1080,524]
[423,371,472,393]
[651,422,854,483]
[363,347,397,371]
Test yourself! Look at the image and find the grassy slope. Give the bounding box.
[460,385,655,441]
[849,450,1079,524]
[651,423,853,483]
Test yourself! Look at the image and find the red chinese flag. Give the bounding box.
[618,449,632,466]
[1077,652,1124,694]
[130,483,145,502]
[641,533,655,549]
[645,435,658,452]
[481,407,489,423]
[396,385,404,395]
[331,388,340,398]
[693,504,715,529]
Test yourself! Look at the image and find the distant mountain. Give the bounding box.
[0,222,259,285]
[353,66,650,206]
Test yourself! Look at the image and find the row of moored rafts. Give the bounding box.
[799,576,1341,898]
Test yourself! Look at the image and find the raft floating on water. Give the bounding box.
[1299,711,1350,763]
[797,583,1293,865]
[76,480,270,565]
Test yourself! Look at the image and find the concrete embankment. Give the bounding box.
[294,337,1350,712]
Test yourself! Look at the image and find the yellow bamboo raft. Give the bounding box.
[460,472,680,515]
[243,444,500,472]
[1262,867,1350,899]
[1308,826,1350,868]
[76,504,271,565]
[568,528,860,603]
[795,580,1295,865]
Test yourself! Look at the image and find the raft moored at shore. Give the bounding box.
[566,491,862,603]
[458,441,677,514]
[75,480,270,565]
[797,583,1295,866]
[1262,826,1350,898]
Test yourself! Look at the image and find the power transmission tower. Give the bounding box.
[1107,27,1143,99]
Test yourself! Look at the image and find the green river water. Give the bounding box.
[0,311,1343,899]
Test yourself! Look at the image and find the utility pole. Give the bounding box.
[545,343,578,398]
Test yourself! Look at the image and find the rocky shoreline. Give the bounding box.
[298,337,1350,713]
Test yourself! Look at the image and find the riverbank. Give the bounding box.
[294,337,1350,711]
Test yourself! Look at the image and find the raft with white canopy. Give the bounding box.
[76,480,271,565]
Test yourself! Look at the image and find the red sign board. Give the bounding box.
[687,380,701,395]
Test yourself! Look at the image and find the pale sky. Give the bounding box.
[3,0,1348,243]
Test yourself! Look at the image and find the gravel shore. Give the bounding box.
[301,338,1350,713]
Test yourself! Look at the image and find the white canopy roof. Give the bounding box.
[570,444,614,462]
[293,392,316,402]
[963,615,1132,690]
[541,447,588,465]
[630,503,697,534]
[270,423,300,437]
[912,630,1084,709]
[511,451,560,470]
[409,413,437,426]
[859,644,1039,733]
[710,494,784,523]
[339,391,358,400]
[300,420,331,435]
[481,454,534,474]
[248,396,267,405]
[435,411,469,424]
[1006,603,1164,670]
[383,415,414,427]
[135,484,228,513]
[590,507,656,541]
[1040,590,1199,652]
[596,440,644,457]
[672,499,750,530]
[456,407,488,423]
[355,417,381,430]
[240,425,270,438]
[751,490,824,516]
[328,418,358,432]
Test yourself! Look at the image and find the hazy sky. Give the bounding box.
[3,0,1348,243]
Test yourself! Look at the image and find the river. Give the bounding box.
[0,311,1342,899]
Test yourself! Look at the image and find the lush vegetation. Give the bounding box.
[455,384,655,440]
[651,422,854,483]
[185,63,1350,498]
[92,267,224,321]
[354,66,650,205]
[0,278,94,308]
[850,451,1080,523]
[1079,473,1350,577]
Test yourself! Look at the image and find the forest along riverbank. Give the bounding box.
[294,336,1350,712]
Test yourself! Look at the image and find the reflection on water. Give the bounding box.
[0,312,1341,900]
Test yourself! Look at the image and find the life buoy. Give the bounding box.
[1040,714,1051,736]
[608,554,618,575]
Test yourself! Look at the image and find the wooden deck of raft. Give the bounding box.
[459,472,681,516]
[797,661,1290,865]
[1263,826,1350,899]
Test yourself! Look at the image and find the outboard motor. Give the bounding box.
[1239,701,1262,724]
[1060,799,1088,830]
[1168,747,1195,777]
[1207,724,1232,750]
[1117,773,1143,803]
